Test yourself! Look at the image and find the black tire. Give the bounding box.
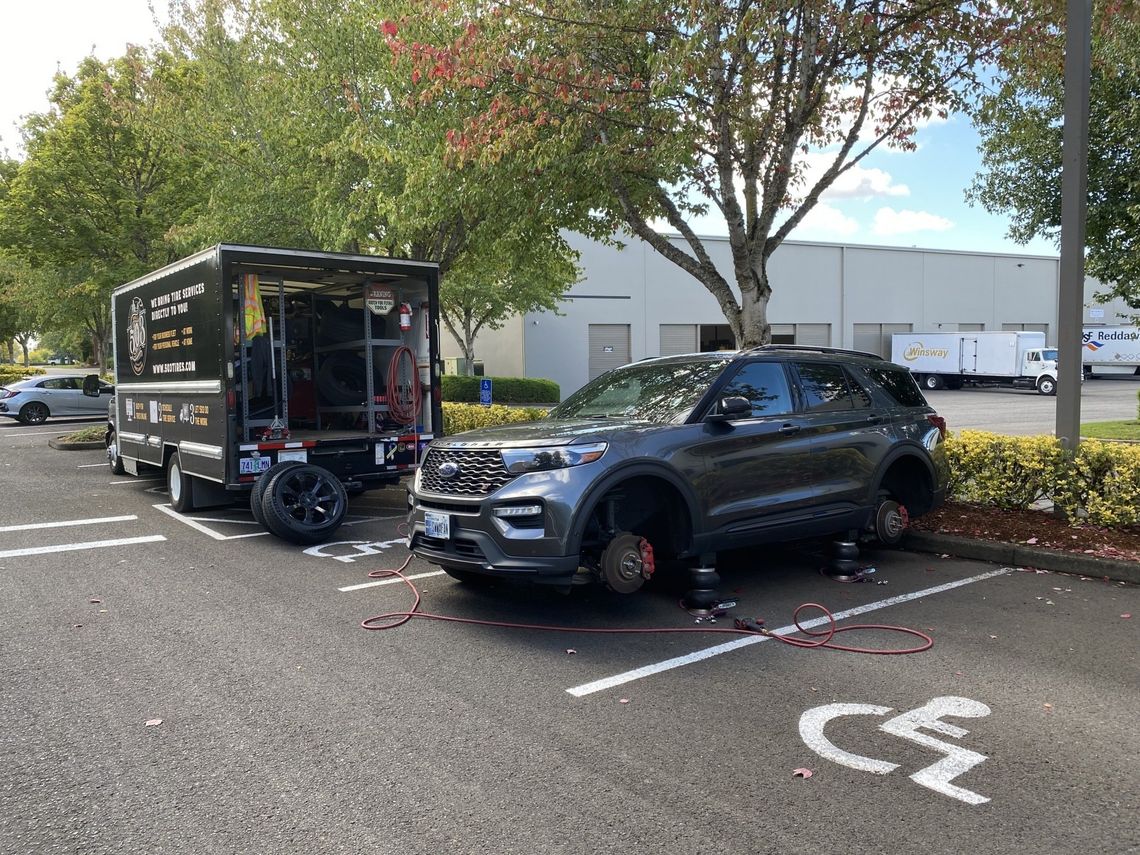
[106,429,125,476]
[1037,376,1057,396]
[19,402,49,424]
[316,351,368,406]
[441,565,496,586]
[250,460,306,528]
[921,374,944,391]
[166,451,196,513]
[260,463,348,544]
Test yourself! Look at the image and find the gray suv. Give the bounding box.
[407,346,948,592]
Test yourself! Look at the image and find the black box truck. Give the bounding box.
[107,244,443,543]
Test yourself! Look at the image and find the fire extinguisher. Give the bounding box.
[398,302,413,332]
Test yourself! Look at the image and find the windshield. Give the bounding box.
[549,358,731,424]
[1041,349,1058,361]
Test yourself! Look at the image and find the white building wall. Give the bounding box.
[439,314,525,376]
[464,231,1136,399]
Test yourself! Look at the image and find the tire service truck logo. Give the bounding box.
[127,296,147,376]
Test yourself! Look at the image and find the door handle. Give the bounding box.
[778,423,801,435]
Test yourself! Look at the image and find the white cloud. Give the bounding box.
[872,207,954,236]
[797,152,909,201]
[788,202,860,239]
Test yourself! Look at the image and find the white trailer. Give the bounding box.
[1082,326,1140,377]
[891,331,1060,395]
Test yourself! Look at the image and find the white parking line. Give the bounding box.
[0,514,138,533]
[78,463,107,468]
[152,503,269,540]
[2,429,85,438]
[339,570,445,592]
[341,514,405,527]
[566,568,1013,698]
[111,479,163,485]
[0,535,166,559]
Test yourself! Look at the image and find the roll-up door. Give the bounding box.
[659,324,698,357]
[588,324,631,380]
[795,323,831,346]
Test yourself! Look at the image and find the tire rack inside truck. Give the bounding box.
[109,244,443,544]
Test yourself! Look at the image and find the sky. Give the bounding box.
[0,0,1058,259]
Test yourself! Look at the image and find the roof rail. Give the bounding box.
[743,344,885,360]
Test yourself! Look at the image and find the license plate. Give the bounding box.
[424,511,450,540]
[239,456,272,475]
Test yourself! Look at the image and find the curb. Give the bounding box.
[48,438,104,451]
[904,530,1139,585]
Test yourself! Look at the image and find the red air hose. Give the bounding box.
[359,565,933,655]
[387,345,421,426]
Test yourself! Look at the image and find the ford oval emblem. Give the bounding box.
[438,461,460,480]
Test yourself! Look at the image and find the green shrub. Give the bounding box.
[0,366,45,385]
[947,429,1140,527]
[441,375,559,404]
[442,403,548,434]
[945,430,1065,509]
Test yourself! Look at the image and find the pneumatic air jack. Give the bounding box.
[823,536,863,581]
[681,555,737,619]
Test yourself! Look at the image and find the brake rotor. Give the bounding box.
[600,532,649,594]
[875,500,909,545]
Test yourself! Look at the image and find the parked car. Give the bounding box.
[0,374,114,424]
[45,355,75,365]
[407,346,949,592]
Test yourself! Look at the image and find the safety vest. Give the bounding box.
[243,273,267,338]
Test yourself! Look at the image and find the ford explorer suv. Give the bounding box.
[407,346,949,592]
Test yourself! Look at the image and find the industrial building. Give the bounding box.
[442,232,1131,398]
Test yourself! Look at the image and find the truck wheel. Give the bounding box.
[250,460,306,527]
[106,429,125,476]
[260,463,348,544]
[1036,376,1057,396]
[167,452,196,513]
[18,402,49,424]
[921,374,944,391]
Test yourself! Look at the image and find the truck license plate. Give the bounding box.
[424,511,450,540]
[239,456,272,475]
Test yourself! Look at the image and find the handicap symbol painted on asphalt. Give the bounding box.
[302,539,407,563]
[798,696,992,805]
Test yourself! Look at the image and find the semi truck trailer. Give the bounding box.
[1082,326,1140,377]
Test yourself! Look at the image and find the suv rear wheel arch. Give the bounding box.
[870,449,936,518]
[568,464,700,562]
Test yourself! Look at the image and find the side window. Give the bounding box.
[718,362,794,418]
[862,365,925,407]
[796,362,857,413]
[845,368,873,409]
[41,378,76,390]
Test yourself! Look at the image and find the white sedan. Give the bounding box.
[0,374,114,424]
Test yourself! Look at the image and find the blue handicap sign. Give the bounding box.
[479,378,492,407]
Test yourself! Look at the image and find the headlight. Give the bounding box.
[500,442,607,474]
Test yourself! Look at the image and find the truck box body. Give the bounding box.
[891,331,1059,394]
[1082,326,1140,375]
[111,244,443,495]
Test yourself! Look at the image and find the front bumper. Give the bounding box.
[407,488,581,584]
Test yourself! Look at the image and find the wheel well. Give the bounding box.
[162,444,178,470]
[878,455,934,516]
[580,475,693,560]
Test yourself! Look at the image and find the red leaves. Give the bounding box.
[381,20,398,38]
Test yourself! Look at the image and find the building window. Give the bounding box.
[699,324,735,352]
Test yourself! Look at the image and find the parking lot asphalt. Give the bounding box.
[1,426,1137,855]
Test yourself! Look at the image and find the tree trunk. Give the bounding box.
[461,328,476,376]
[735,257,773,348]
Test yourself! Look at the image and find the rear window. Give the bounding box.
[863,365,926,407]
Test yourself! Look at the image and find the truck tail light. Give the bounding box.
[927,414,947,440]
[227,389,236,411]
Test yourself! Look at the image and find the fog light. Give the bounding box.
[492,504,543,518]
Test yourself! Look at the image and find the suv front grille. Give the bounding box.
[419,447,516,496]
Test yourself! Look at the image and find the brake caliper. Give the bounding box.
[638,537,656,580]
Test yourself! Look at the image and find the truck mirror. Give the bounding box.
[82,374,100,397]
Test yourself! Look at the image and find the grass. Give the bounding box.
[60,425,106,443]
[1080,420,1140,440]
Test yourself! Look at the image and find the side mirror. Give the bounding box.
[705,395,751,423]
[82,374,100,398]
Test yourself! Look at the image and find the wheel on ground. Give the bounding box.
[921,374,944,391]
[441,565,496,585]
[167,451,196,513]
[600,532,649,594]
[18,401,49,424]
[260,463,348,544]
[1037,376,1057,396]
[250,460,306,528]
[106,429,125,475]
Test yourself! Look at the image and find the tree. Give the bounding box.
[166,0,590,371]
[386,1,1050,346]
[0,47,205,367]
[969,5,1140,307]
